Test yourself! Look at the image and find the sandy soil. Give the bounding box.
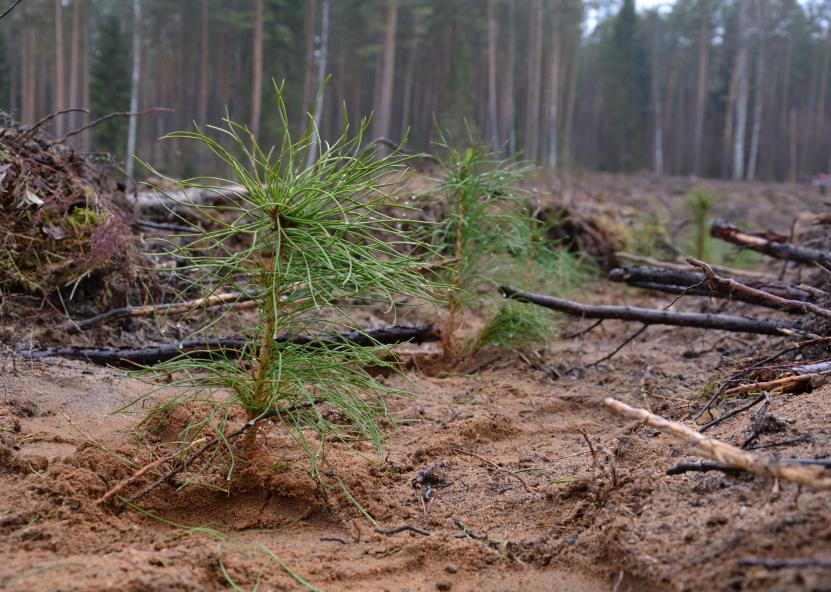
[2,294,831,591]
[2,174,831,591]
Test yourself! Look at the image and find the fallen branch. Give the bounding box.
[737,557,831,570]
[666,461,743,475]
[698,394,766,433]
[12,108,89,144]
[688,257,831,319]
[373,525,432,536]
[452,447,537,494]
[613,251,771,280]
[609,265,818,308]
[69,291,257,331]
[604,397,831,490]
[27,325,440,366]
[723,373,824,396]
[711,220,831,266]
[499,286,799,336]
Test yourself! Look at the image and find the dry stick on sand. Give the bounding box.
[687,257,831,320]
[96,438,206,505]
[498,286,800,336]
[452,448,537,494]
[68,291,257,331]
[723,373,827,396]
[604,398,831,490]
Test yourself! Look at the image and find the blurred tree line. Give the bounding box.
[2,0,831,182]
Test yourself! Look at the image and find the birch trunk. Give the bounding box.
[126,0,142,181]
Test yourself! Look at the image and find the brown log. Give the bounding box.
[499,286,798,336]
[723,373,824,396]
[711,220,831,265]
[604,397,831,490]
[25,324,440,367]
[687,257,831,319]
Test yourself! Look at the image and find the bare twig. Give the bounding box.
[452,448,537,494]
[590,324,647,366]
[737,557,831,570]
[58,107,173,143]
[12,108,89,144]
[96,438,205,505]
[0,0,25,20]
[604,397,831,490]
[723,373,825,397]
[373,525,432,536]
[319,536,352,544]
[698,394,767,433]
[69,291,257,331]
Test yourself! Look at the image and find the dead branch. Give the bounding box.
[96,438,205,505]
[687,257,831,319]
[604,397,831,490]
[12,108,89,144]
[0,0,24,20]
[609,265,818,308]
[698,394,766,432]
[27,324,440,366]
[711,220,831,266]
[666,461,744,475]
[499,285,799,336]
[373,525,432,536]
[127,418,263,503]
[737,557,831,570]
[452,448,537,494]
[614,251,772,280]
[69,291,257,331]
[58,107,174,143]
[723,373,825,396]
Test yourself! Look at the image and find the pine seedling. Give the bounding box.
[474,208,596,352]
[132,87,436,481]
[428,131,530,359]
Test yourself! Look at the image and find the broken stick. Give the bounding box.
[604,397,831,490]
[499,286,799,336]
[69,291,257,331]
[687,257,831,320]
[711,220,831,266]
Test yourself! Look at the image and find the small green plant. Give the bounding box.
[686,187,720,262]
[429,130,594,356]
[476,210,596,352]
[133,87,435,479]
[428,131,530,358]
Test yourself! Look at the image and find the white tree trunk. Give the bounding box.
[126,0,142,183]
[733,0,750,181]
[306,0,329,168]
